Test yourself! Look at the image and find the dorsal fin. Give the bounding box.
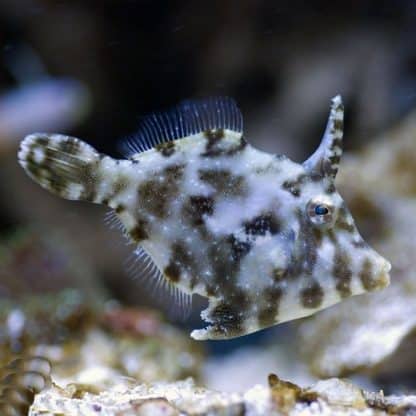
[121,97,243,157]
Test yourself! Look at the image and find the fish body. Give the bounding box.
[18,96,391,340]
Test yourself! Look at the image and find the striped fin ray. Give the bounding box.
[303,95,344,179]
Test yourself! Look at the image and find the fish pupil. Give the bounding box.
[315,204,329,216]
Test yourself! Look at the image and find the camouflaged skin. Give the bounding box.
[18,96,391,340]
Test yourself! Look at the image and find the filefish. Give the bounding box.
[18,96,391,340]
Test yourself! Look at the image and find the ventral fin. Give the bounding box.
[121,97,243,158]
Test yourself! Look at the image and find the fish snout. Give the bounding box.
[364,251,391,291]
[376,257,391,289]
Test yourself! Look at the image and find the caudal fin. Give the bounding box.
[18,133,101,201]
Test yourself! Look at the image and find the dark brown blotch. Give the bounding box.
[129,220,149,242]
[209,302,244,337]
[164,164,185,180]
[258,286,283,327]
[155,141,176,157]
[184,195,214,226]
[209,290,251,337]
[335,216,355,233]
[115,204,125,214]
[272,268,288,282]
[58,137,81,155]
[293,208,319,276]
[335,206,355,233]
[199,169,247,197]
[311,228,324,247]
[138,165,184,218]
[202,129,246,157]
[204,128,225,141]
[164,262,181,283]
[333,119,343,132]
[282,174,307,197]
[359,258,376,291]
[109,175,130,199]
[164,241,197,288]
[300,280,324,308]
[326,182,336,194]
[333,249,352,298]
[228,235,251,262]
[244,213,280,236]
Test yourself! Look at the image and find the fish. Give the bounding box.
[17,96,391,340]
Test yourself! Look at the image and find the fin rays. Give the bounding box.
[121,97,243,157]
[124,247,193,320]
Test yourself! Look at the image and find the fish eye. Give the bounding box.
[307,197,335,227]
[315,204,329,216]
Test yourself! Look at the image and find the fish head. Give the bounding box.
[290,175,391,296]
[288,96,390,308]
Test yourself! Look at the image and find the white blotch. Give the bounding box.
[33,147,45,163]
[66,183,84,199]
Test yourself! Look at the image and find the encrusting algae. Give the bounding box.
[18,96,391,340]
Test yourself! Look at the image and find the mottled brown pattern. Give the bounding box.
[296,209,318,275]
[311,228,324,247]
[183,195,214,226]
[164,164,185,180]
[155,141,175,157]
[164,262,181,283]
[198,169,247,197]
[202,128,224,157]
[228,235,251,262]
[300,280,324,308]
[326,182,336,194]
[209,236,245,297]
[138,165,184,218]
[333,119,343,132]
[282,174,307,197]
[333,249,352,298]
[25,137,100,202]
[243,213,280,236]
[115,204,125,214]
[78,161,100,202]
[272,268,288,282]
[359,258,376,291]
[129,220,149,242]
[58,137,81,155]
[103,175,130,203]
[258,286,283,327]
[208,290,251,338]
[335,214,355,233]
[164,241,198,287]
[202,129,246,157]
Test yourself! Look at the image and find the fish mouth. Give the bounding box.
[370,256,391,290]
[376,258,391,289]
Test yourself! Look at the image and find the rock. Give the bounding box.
[28,374,416,415]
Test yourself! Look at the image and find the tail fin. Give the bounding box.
[18,133,101,201]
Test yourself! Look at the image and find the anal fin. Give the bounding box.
[125,246,193,320]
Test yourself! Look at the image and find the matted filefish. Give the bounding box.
[18,96,391,340]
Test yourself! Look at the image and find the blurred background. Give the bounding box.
[1,0,416,396]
